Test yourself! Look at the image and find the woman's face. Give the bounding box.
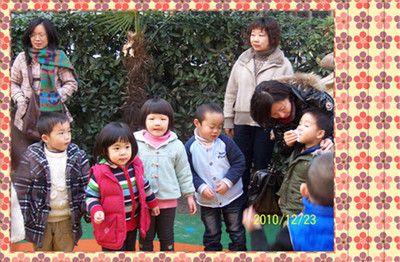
[270,98,292,119]
[250,28,270,52]
[30,24,48,50]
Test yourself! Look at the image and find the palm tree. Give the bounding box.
[97,11,152,131]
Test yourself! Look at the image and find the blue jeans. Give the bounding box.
[200,195,246,251]
[233,125,273,196]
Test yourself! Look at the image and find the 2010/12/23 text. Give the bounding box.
[254,214,317,226]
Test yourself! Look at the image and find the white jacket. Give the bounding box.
[223,48,293,128]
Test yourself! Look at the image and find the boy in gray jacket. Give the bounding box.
[185,103,246,251]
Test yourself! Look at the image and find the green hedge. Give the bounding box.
[11,11,333,158]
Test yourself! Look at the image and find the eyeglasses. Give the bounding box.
[30,33,47,39]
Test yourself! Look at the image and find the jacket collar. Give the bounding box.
[135,129,178,148]
[238,47,285,66]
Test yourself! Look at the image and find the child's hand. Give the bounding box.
[283,130,298,147]
[94,211,104,224]
[242,205,262,232]
[215,181,229,195]
[150,206,160,216]
[186,195,197,214]
[202,187,215,200]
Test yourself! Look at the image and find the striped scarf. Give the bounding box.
[30,48,75,112]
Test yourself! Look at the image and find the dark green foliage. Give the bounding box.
[11,11,333,158]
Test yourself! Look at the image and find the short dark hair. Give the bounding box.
[23,18,60,65]
[37,112,69,136]
[195,103,223,123]
[306,152,334,207]
[302,108,333,139]
[250,80,292,128]
[246,17,281,49]
[93,122,138,164]
[140,98,174,130]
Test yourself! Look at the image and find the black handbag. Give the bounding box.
[247,165,283,215]
[21,92,40,140]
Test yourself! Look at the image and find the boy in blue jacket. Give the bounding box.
[185,103,246,251]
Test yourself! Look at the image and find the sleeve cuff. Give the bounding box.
[147,198,158,209]
[221,178,233,188]
[224,118,234,129]
[183,192,194,198]
[198,184,208,194]
[91,205,104,218]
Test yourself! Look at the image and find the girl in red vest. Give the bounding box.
[86,122,159,251]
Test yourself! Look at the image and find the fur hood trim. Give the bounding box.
[275,72,325,91]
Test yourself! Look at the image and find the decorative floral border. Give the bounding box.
[1,0,399,260]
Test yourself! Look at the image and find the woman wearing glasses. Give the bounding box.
[10,18,78,170]
[250,73,335,175]
[223,17,293,198]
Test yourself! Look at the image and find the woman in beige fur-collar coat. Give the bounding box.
[223,17,293,198]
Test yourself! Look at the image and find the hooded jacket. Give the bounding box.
[223,48,293,129]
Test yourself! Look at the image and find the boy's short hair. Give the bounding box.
[140,98,174,130]
[37,112,70,136]
[302,108,333,139]
[194,103,223,123]
[306,152,334,207]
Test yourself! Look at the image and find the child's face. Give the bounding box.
[42,121,71,152]
[107,139,132,167]
[296,113,325,147]
[194,112,224,142]
[145,113,169,137]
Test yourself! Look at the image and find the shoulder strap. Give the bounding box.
[26,60,34,89]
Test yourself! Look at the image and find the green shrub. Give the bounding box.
[11,11,333,159]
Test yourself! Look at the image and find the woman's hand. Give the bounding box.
[186,195,197,214]
[150,206,160,216]
[283,130,297,147]
[242,205,261,232]
[224,128,234,138]
[94,211,104,224]
[320,138,334,152]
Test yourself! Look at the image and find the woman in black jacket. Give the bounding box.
[250,73,334,174]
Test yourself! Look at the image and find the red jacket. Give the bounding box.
[89,156,157,250]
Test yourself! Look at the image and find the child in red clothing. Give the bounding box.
[86,122,159,251]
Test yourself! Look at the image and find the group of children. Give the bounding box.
[12,98,334,252]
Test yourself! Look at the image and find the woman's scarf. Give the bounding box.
[30,48,75,112]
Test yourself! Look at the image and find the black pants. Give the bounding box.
[139,207,176,251]
[102,229,137,251]
[233,125,273,197]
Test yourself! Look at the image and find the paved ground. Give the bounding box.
[11,198,280,252]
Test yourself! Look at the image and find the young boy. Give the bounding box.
[243,152,334,251]
[13,112,90,251]
[185,103,246,251]
[277,108,333,216]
